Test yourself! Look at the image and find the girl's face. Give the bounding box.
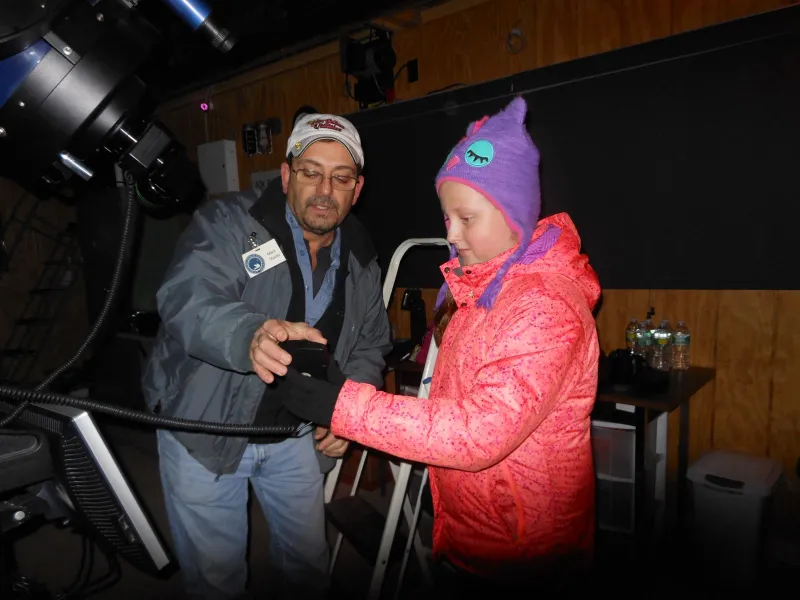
[439,181,517,266]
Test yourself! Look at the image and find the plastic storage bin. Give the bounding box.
[591,421,636,533]
[687,450,782,585]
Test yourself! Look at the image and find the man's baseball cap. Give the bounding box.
[286,113,365,169]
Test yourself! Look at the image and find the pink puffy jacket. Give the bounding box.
[331,212,601,580]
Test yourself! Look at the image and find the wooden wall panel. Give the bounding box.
[535,0,579,65]
[387,287,441,340]
[672,0,795,33]
[620,0,673,46]
[770,292,800,473]
[577,0,623,56]
[593,289,651,354]
[714,291,776,455]
[66,0,774,477]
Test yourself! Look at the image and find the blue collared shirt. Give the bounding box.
[285,203,341,326]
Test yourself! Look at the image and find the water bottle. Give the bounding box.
[672,321,691,370]
[625,318,638,351]
[635,318,653,358]
[647,318,658,363]
[647,317,658,341]
[650,320,673,371]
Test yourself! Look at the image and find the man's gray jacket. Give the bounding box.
[141,179,392,475]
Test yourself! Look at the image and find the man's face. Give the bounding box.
[281,140,364,238]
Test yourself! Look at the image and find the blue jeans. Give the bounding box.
[156,430,330,600]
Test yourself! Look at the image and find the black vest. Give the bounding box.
[246,181,373,443]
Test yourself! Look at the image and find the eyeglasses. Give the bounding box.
[291,168,357,191]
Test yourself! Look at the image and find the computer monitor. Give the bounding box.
[0,396,172,577]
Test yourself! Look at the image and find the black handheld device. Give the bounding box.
[281,340,331,380]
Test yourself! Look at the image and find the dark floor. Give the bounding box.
[5,415,800,599]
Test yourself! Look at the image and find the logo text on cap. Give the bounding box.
[307,118,345,132]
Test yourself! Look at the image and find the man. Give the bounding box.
[141,111,392,600]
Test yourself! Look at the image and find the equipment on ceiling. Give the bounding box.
[340,27,398,109]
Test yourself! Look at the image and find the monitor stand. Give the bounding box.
[0,431,62,600]
[1,498,54,600]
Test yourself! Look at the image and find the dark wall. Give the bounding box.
[346,6,800,290]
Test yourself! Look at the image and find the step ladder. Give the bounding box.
[324,238,449,599]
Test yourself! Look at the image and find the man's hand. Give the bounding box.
[315,426,349,458]
[249,320,327,384]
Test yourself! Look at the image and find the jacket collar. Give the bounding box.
[440,221,563,308]
[441,245,517,308]
[248,177,377,268]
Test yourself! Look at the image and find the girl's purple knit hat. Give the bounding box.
[435,95,541,311]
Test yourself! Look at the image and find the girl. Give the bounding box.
[284,96,601,591]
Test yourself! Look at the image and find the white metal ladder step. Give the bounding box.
[324,238,449,599]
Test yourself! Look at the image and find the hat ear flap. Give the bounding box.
[434,283,449,311]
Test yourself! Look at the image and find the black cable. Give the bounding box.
[77,544,120,599]
[61,535,90,597]
[74,539,95,599]
[0,385,302,436]
[343,73,357,102]
[393,60,410,83]
[53,532,117,600]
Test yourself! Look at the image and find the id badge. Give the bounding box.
[242,239,286,278]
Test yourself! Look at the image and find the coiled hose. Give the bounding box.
[0,172,303,437]
[0,385,299,435]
